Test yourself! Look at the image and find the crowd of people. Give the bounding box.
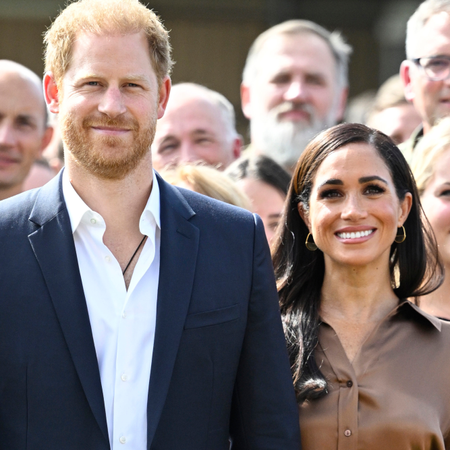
[1,0,450,448]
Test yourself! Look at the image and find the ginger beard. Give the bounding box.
[60,111,156,180]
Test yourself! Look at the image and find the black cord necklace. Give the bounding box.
[122,235,147,275]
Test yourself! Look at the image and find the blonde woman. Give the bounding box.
[160,163,251,209]
[411,116,450,319]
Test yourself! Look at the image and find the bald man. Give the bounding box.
[152,83,241,171]
[0,60,53,199]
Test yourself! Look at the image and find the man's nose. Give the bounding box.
[284,80,307,102]
[98,86,126,118]
[179,142,201,164]
[0,122,16,147]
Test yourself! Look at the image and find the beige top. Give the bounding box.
[299,300,450,450]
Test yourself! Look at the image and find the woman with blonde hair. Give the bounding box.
[160,163,250,209]
[273,122,448,449]
[411,116,450,319]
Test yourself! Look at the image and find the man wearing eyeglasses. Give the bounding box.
[400,0,450,161]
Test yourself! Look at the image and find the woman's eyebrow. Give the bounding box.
[359,176,387,184]
[318,178,343,188]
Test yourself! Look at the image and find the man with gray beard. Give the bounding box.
[241,20,351,173]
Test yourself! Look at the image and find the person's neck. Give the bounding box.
[0,183,23,201]
[320,261,398,325]
[418,264,450,320]
[65,156,153,237]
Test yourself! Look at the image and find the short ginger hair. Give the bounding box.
[44,0,173,87]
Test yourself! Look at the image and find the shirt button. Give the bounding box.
[105,256,111,262]
[121,374,128,382]
[347,380,353,388]
[90,218,96,224]
[122,312,126,318]
[344,429,352,437]
[119,436,127,444]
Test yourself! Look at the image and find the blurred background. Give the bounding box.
[0,0,422,141]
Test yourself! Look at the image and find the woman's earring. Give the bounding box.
[305,233,318,251]
[394,225,406,244]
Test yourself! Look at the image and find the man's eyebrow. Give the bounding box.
[158,135,179,143]
[191,129,212,135]
[75,73,150,83]
[122,74,151,83]
[359,176,387,184]
[16,114,37,124]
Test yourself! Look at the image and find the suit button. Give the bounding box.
[344,429,352,437]
[119,436,127,444]
[347,380,353,387]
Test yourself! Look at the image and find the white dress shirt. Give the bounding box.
[62,171,161,450]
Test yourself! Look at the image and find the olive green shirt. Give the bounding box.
[398,125,424,164]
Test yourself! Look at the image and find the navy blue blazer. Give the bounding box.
[0,173,300,449]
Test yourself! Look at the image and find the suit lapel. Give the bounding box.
[28,174,109,444]
[147,175,199,446]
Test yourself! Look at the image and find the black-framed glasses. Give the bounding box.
[411,55,450,81]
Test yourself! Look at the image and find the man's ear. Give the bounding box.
[400,61,415,103]
[335,86,348,122]
[297,203,311,230]
[157,76,171,119]
[240,83,252,120]
[40,126,54,153]
[232,135,243,160]
[44,72,60,114]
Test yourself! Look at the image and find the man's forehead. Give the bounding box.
[164,96,225,127]
[67,31,153,71]
[256,33,336,77]
[0,74,46,120]
[414,12,450,56]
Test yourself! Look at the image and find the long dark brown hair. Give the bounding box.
[272,123,443,403]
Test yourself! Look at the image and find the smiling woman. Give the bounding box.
[411,116,450,320]
[272,123,449,449]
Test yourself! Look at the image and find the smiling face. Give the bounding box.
[242,32,346,169]
[244,32,341,126]
[403,12,450,133]
[420,149,450,268]
[152,94,238,171]
[0,69,51,197]
[45,31,170,180]
[300,143,411,270]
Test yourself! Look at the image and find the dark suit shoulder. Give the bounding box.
[174,186,255,225]
[0,188,40,230]
[0,174,65,234]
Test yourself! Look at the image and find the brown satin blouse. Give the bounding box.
[299,300,450,450]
